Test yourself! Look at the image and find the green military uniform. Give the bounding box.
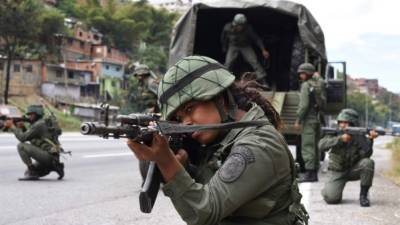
[221,14,267,80]
[158,56,308,225]
[131,64,159,180]
[296,63,321,181]
[131,64,158,113]
[11,105,64,180]
[319,109,374,207]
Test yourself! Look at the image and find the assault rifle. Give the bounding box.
[80,105,268,213]
[321,126,385,155]
[0,115,29,131]
[321,127,386,137]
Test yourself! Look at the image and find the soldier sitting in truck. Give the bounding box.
[221,13,270,87]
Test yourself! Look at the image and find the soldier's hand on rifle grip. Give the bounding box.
[16,121,25,129]
[128,132,174,164]
[175,149,189,165]
[341,133,352,143]
[127,133,184,182]
[368,130,379,140]
[4,119,14,129]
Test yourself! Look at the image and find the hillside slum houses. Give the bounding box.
[0,20,131,119]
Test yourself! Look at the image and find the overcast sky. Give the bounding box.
[149,0,400,93]
[295,0,400,93]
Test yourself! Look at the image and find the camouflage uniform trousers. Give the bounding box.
[301,119,320,170]
[17,143,55,168]
[321,158,375,204]
[224,45,267,79]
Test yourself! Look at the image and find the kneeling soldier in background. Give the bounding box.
[4,104,65,180]
[319,109,378,207]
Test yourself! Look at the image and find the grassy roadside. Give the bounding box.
[386,137,400,185]
[9,96,81,132]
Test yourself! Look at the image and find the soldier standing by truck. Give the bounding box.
[221,13,270,87]
[296,63,326,182]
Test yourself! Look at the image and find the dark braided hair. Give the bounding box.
[228,72,282,130]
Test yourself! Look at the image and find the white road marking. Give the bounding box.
[60,138,107,141]
[0,145,16,150]
[83,152,132,158]
[299,182,311,211]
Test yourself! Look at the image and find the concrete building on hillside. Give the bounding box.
[41,62,98,103]
[57,35,92,61]
[43,24,130,103]
[354,78,379,97]
[0,59,43,96]
[74,26,103,45]
[92,45,129,65]
[92,59,125,101]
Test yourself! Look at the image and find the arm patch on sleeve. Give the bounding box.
[218,146,255,183]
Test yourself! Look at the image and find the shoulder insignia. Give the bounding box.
[218,153,246,183]
[218,146,254,183]
[230,146,255,164]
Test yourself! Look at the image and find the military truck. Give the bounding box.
[168,0,346,165]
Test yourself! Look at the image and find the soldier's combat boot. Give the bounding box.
[53,161,64,180]
[18,165,39,181]
[360,186,370,207]
[298,170,318,183]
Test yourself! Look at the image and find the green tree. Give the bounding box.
[347,91,389,127]
[37,8,66,59]
[55,0,178,73]
[56,0,79,17]
[0,0,42,104]
[376,88,400,123]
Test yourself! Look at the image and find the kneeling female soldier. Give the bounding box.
[128,56,308,225]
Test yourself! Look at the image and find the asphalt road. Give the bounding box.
[0,133,399,225]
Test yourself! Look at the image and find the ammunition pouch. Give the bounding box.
[44,138,71,156]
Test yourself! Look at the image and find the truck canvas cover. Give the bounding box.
[169,0,327,91]
[169,0,327,68]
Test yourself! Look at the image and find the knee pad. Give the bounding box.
[323,195,342,204]
[360,158,375,170]
[322,189,342,204]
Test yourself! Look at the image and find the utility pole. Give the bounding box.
[389,93,392,126]
[365,93,369,127]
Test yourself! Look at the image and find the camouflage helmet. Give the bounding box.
[297,63,316,75]
[133,64,151,76]
[158,56,235,120]
[337,108,359,126]
[26,104,44,116]
[232,13,247,26]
